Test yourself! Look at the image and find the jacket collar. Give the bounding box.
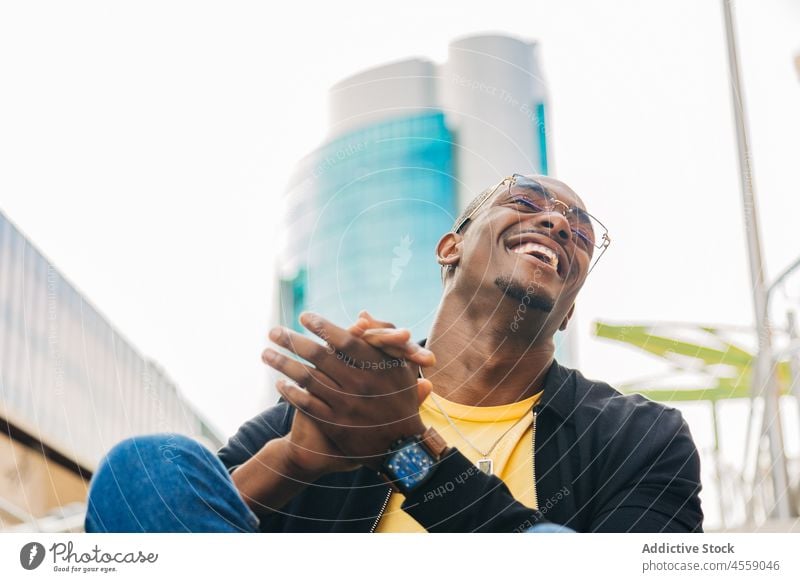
[538,358,575,420]
[417,338,575,420]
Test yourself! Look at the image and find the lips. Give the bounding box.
[505,233,569,278]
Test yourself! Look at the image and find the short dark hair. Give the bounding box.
[441,182,501,283]
[451,183,500,233]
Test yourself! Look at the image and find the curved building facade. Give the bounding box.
[282,111,456,336]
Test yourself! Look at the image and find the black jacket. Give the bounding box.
[217,359,704,532]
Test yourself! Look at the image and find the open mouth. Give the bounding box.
[509,241,561,276]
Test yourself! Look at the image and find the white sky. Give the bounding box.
[1,0,799,488]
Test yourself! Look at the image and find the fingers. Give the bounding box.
[360,328,435,366]
[357,340,408,362]
[360,328,411,343]
[337,330,436,368]
[349,324,412,353]
[345,310,436,367]
[266,325,355,381]
[275,379,332,422]
[417,378,433,404]
[277,377,431,425]
[358,310,397,329]
[346,317,370,337]
[346,310,397,336]
[299,312,379,364]
[262,344,342,407]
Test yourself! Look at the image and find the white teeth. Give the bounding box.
[511,242,559,269]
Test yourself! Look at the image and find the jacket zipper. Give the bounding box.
[370,408,541,532]
[531,409,539,509]
[369,488,392,533]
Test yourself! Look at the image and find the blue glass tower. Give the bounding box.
[281,112,456,339]
[278,35,567,359]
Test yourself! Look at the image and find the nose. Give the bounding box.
[531,209,572,243]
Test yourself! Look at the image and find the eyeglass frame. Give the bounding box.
[447,173,611,276]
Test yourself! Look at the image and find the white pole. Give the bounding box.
[720,0,794,519]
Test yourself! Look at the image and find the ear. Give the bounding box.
[559,303,576,331]
[436,232,463,271]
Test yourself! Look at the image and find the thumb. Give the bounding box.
[416,378,433,405]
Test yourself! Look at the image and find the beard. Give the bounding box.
[494,274,555,313]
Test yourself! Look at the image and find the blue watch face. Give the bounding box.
[385,440,435,492]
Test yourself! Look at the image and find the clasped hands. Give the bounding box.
[261,310,436,480]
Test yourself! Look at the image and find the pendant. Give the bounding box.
[477,458,493,475]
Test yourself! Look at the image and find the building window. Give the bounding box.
[534,102,549,175]
[279,267,307,333]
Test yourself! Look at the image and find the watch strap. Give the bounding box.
[420,426,448,459]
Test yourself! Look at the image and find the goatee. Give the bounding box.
[494,275,555,313]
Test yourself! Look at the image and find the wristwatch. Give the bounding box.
[379,426,448,495]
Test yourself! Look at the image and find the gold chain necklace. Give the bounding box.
[419,368,535,476]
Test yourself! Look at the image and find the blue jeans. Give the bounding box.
[85,433,259,532]
[525,522,575,533]
[85,433,574,533]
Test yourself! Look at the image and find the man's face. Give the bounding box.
[446,175,594,328]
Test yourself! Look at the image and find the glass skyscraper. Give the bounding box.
[278,34,573,361]
[282,112,456,337]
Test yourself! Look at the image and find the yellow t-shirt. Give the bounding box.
[375,390,542,532]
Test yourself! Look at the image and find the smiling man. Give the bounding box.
[85,174,703,533]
